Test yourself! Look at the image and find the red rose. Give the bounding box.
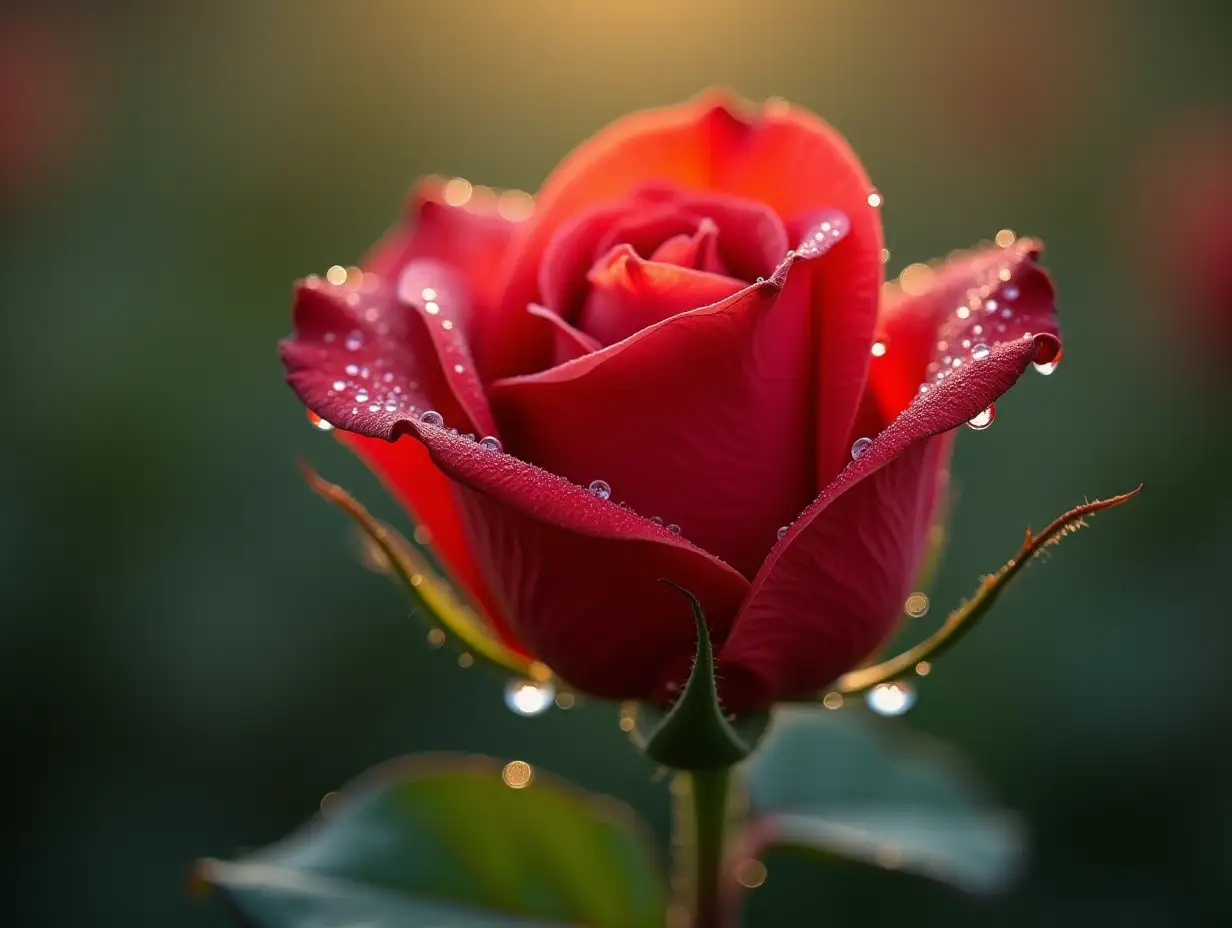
[283,92,1060,711]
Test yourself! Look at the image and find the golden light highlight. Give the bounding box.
[995,228,1017,248]
[325,265,348,286]
[734,858,768,889]
[898,263,934,296]
[443,177,473,206]
[905,592,930,618]
[501,760,534,789]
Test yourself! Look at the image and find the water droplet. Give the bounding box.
[345,331,363,351]
[331,379,346,391]
[1003,284,1020,300]
[777,525,789,540]
[354,390,369,403]
[322,331,335,343]
[866,681,916,716]
[383,372,394,383]
[904,592,930,618]
[442,319,454,330]
[651,515,664,525]
[851,437,873,460]
[421,287,437,301]
[867,188,883,208]
[966,404,995,430]
[307,411,333,432]
[367,404,380,412]
[870,340,887,357]
[419,410,444,427]
[479,435,502,452]
[667,523,681,535]
[755,276,765,283]
[822,692,844,710]
[1001,307,1013,319]
[588,479,612,500]
[1033,348,1062,376]
[453,363,465,374]
[425,301,440,315]
[915,661,932,676]
[970,343,990,361]
[986,299,999,312]
[504,678,555,716]
[345,363,359,376]
[956,306,971,319]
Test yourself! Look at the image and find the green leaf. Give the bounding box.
[196,754,667,927]
[740,709,1024,893]
[636,582,769,771]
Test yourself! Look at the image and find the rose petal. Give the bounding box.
[363,177,517,337]
[718,331,1061,710]
[525,303,602,366]
[869,239,1058,425]
[577,244,746,346]
[389,423,752,699]
[282,263,497,440]
[596,193,787,284]
[477,91,882,384]
[649,218,726,274]
[488,212,851,580]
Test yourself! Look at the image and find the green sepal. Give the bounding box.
[635,582,770,771]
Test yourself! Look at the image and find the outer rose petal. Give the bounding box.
[869,239,1058,424]
[363,177,517,337]
[391,424,751,699]
[489,213,851,580]
[283,279,751,699]
[478,91,883,410]
[577,244,745,346]
[718,321,1060,710]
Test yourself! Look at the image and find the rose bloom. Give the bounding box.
[283,92,1060,711]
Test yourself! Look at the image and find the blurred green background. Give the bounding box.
[2,0,1229,924]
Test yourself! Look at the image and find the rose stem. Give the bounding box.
[672,766,732,928]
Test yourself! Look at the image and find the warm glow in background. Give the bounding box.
[2,1,1228,925]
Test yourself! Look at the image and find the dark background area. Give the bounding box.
[2,1,1229,924]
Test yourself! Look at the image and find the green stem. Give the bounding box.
[673,767,731,928]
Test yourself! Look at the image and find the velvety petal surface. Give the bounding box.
[477,92,882,387]
[717,243,1060,708]
[488,212,851,581]
[525,303,601,366]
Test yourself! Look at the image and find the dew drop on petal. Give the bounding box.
[331,379,346,391]
[479,435,502,452]
[851,437,873,460]
[1033,347,1062,376]
[971,343,990,361]
[776,525,789,540]
[966,404,996,430]
[354,390,369,403]
[504,678,555,717]
[419,410,444,427]
[588,479,612,500]
[667,523,681,535]
[651,515,664,525]
[425,301,440,315]
[866,681,917,716]
[870,340,887,357]
[1003,284,1020,300]
[453,363,465,374]
[867,188,883,208]
[345,331,363,351]
[345,363,359,376]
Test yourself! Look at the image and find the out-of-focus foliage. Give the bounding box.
[2,1,1228,925]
